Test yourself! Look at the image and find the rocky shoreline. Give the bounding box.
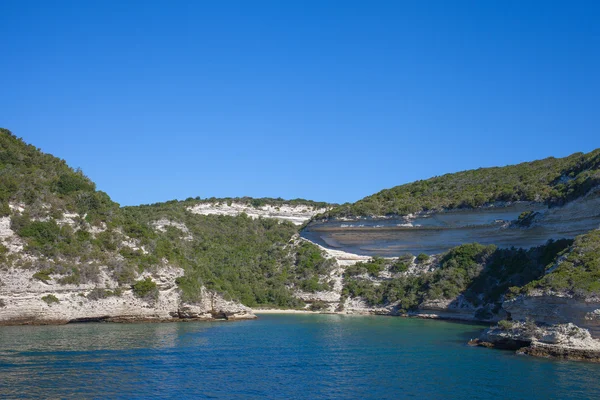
[0,266,256,326]
[469,321,600,362]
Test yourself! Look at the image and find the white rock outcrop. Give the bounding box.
[188,202,328,225]
[503,293,600,337]
[0,265,255,325]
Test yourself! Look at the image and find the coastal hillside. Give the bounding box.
[3,128,600,361]
[319,148,600,219]
[0,129,336,323]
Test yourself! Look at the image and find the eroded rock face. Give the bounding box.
[175,287,254,321]
[473,321,600,362]
[302,188,600,256]
[504,294,600,337]
[412,296,488,322]
[0,266,255,325]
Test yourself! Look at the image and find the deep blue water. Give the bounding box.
[1,314,599,399]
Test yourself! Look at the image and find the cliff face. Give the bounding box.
[504,294,600,337]
[0,200,259,325]
[0,264,254,325]
[303,187,600,256]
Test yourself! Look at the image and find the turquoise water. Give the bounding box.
[1,315,599,399]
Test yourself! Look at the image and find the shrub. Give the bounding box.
[416,253,430,264]
[345,257,387,277]
[33,268,55,283]
[523,317,539,338]
[17,220,60,247]
[57,267,80,285]
[518,211,533,221]
[299,276,331,292]
[390,260,409,273]
[524,230,600,295]
[132,277,158,299]
[54,172,95,195]
[42,294,59,305]
[308,300,329,311]
[0,202,9,217]
[498,319,514,330]
[87,288,118,301]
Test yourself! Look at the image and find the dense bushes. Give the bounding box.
[390,255,412,273]
[341,240,572,314]
[344,257,387,277]
[523,230,600,296]
[0,129,118,224]
[115,203,333,307]
[2,129,332,308]
[5,127,598,314]
[54,172,95,195]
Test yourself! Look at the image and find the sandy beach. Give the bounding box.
[252,309,320,314]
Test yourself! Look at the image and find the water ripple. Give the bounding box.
[0,316,599,399]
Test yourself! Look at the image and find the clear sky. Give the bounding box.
[1,1,599,206]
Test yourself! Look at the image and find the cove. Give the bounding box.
[1,314,599,399]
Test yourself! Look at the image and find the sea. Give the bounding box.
[1,314,599,399]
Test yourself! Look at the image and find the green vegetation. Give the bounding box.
[320,148,600,218]
[293,241,335,292]
[0,243,9,264]
[0,128,119,224]
[308,300,329,311]
[345,257,387,277]
[389,255,413,273]
[523,230,600,296]
[118,202,329,308]
[3,127,600,317]
[86,288,116,300]
[184,196,332,210]
[132,277,158,299]
[416,253,430,264]
[33,268,54,283]
[1,129,338,309]
[342,240,572,314]
[498,319,514,330]
[41,294,59,305]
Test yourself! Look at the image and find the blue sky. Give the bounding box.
[1,1,598,206]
